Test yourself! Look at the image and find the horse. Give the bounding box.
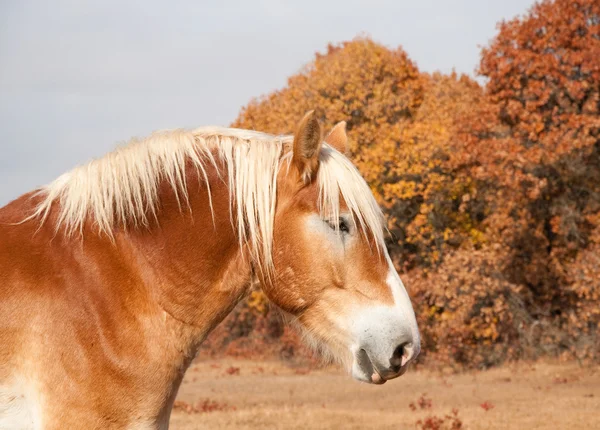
[0,111,420,429]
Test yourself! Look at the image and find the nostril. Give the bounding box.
[393,343,406,360]
[390,341,410,369]
[391,340,418,369]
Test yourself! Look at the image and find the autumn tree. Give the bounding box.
[382,72,487,268]
[459,0,600,315]
[564,216,600,361]
[235,39,485,269]
[407,247,524,368]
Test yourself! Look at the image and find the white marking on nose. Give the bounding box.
[384,251,421,356]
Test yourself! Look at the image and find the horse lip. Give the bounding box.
[357,348,387,384]
[370,370,387,384]
[384,364,409,380]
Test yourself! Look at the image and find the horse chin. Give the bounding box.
[350,362,387,385]
[350,349,385,384]
[369,372,388,385]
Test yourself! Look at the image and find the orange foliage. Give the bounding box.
[382,73,486,268]
[473,0,599,177]
[407,247,524,368]
[454,0,600,358]
[564,221,600,361]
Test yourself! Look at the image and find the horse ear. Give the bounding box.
[292,110,322,182]
[324,121,348,154]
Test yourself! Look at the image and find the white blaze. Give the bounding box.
[384,251,421,355]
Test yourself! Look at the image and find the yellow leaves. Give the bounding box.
[419,203,433,215]
[247,290,269,315]
[469,228,486,245]
[479,326,497,341]
[439,311,452,322]
[443,228,452,241]
[427,305,440,317]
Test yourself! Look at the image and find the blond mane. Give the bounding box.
[30,127,385,270]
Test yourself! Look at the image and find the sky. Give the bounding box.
[0,0,536,206]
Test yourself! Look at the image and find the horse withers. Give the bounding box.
[0,111,420,429]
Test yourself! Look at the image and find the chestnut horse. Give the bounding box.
[0,112,420,429]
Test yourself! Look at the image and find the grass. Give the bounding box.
[171,359,599,429]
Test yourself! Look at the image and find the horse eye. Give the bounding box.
[329,218,349,233]
[338,219,350,233]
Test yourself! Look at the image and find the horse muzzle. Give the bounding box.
[348,304,421,384]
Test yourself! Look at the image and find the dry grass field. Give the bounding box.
[171,359,599,429]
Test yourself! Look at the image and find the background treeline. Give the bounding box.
[202,0,600,369]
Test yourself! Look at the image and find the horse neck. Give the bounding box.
[123,160,253,341]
